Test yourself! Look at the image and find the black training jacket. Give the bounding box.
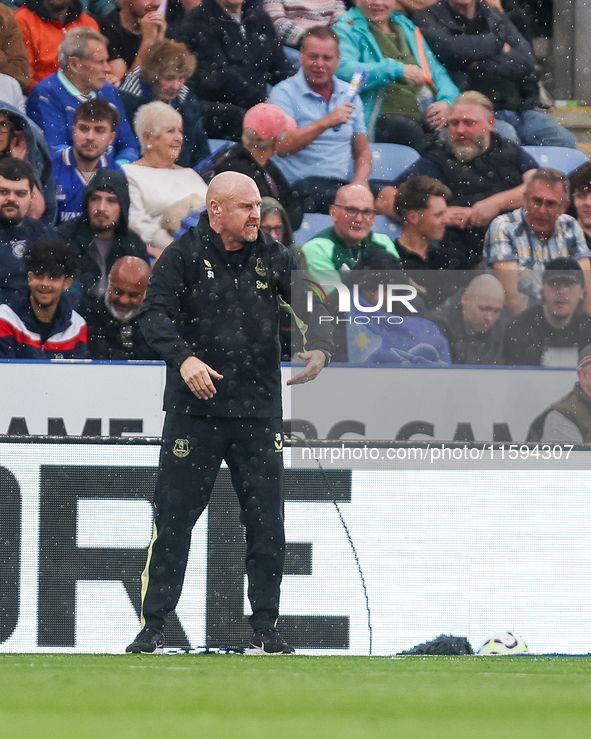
[139,213,332,418]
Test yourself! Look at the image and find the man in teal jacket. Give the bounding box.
[334,0,458,151]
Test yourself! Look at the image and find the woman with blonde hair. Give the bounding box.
[120,39,209,167]
[122,101,207,256]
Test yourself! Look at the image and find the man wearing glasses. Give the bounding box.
[301,182,399,288]
[485,168,591,316]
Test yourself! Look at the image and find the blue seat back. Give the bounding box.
[521,146,589,175]
[293,213,333,245]
[370,143,421,181]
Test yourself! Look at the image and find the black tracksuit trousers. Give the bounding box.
[141,413,285,633]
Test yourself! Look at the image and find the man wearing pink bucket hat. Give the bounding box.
[213,102,302,229]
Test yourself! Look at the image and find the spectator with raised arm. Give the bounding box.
[99,0,168,85]
[26,28,140,166]
[333,0,459,153]
[268,26,372,214]
[412,0,576,147]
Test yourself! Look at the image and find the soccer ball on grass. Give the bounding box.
[477,631,529,655]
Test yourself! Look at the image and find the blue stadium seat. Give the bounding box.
[208,139,234,153]
[369,143,421,182]
[521,146,589,175]
[373,215,401,241]
[293,213,400,246]
[293,213,333,245]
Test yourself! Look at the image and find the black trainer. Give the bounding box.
[126,627,164,654]
[246,627,295,655]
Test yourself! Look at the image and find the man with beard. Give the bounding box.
[57,169,148,307]
[503,257,591,367]
[53,99,122,225]
[83,255,158,359]
[0,159,57,304]
[412,0,576,148]
[15,0,100,93]
[394,91,538,266]
[126,171,332,655]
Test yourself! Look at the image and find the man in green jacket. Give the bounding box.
[301,183,399,291]
[334,0,458,152]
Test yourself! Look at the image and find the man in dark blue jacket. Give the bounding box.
[126,171,332,655]
[180,0,295,140]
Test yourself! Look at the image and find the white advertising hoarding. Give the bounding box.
[0,360,578,442]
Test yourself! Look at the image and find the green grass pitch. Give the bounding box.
[1,654,590,738]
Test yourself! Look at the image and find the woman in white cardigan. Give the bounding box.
[123,101,208,257]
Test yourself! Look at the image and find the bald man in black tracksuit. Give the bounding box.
[126,172,332,655]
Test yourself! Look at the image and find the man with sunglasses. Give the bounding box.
[301,182,399,290]
[485,167,591,316]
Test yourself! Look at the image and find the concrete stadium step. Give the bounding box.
[550,106,591,147]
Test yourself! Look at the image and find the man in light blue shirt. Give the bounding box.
[268,26,372,213]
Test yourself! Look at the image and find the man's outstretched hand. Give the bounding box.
[180,356,223,399]
[287,350,327,385]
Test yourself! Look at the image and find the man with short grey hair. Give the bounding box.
[16,0,100,93]
[485,168,591,315]
[26,27,139,165]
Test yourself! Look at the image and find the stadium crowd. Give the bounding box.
[0,0,589,368]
